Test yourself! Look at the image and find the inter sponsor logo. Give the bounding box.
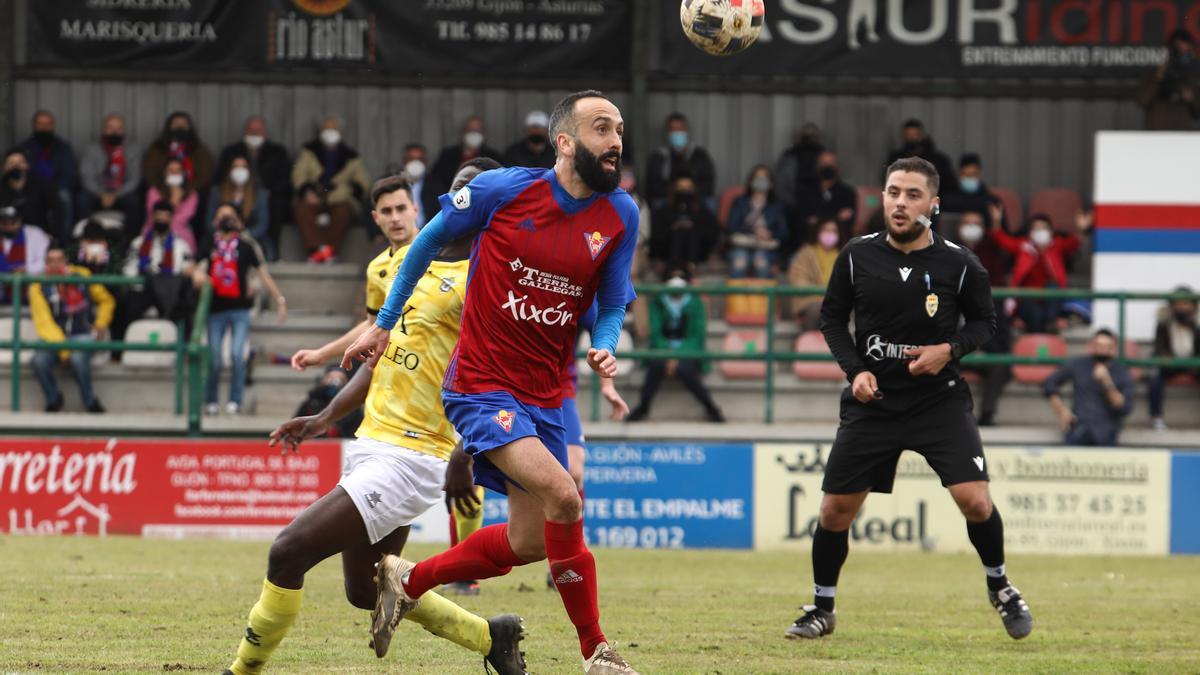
[863,334,922,362]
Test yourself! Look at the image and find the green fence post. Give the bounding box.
[11,276,23,412]
[764,288,776,424]
[173,320,185,415]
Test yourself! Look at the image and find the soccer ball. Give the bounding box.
[679,0,765,56]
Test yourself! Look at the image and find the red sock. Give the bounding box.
[545,519,606,657]
[448,512,459,547]
[404,524,526,597]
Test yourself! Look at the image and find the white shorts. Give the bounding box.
[338,437,447,544]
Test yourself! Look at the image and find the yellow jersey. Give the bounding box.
[357,245,468,460]
[364,246,401,315]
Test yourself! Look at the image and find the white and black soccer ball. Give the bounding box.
[679,0,766,56]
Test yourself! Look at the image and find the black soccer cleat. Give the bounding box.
[484,614,527,675]
[989,584,1034,639]
[785,605,836,639]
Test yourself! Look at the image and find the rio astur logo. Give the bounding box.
[271,0,375,63]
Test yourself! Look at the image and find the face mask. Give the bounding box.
[674,191,695,209]
[404,159,426,181]
[217,217,238,233]
[959,177,981,193]
[463,131,484,150]
[959,223,984,244]
[750,177,771,193]
[165,174,184,188]
[85,242,107,258]
[4,168,25,183]
[169,128,191,142]
[666,276,687,289]
[668,130,689,151]
[1030,228,1052,247]
[243,134,265,149]
[33,131,54,145]
[818,231,840,249]
[527,133,548,146]
[230,167,251,186]
[817,165,838,181]
[320,129,341,146]
[102,133,124,146]
[1174,310,1195,324]
[153,220,171,235]
[1093,354,1113,364]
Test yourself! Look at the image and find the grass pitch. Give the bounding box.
[1,536,1198,674]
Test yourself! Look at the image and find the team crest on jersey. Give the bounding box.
[925,293,939,317]
[493,410,515,432]
[584,231,612,260]
[439,276,455,293]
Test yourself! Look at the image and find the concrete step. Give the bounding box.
[268,261,371,316]
[250,311,358,359]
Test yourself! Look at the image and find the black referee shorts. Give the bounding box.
[823,382,988,494]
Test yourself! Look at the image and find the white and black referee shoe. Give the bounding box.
[989,585,1034,639]
[785,605,836,639]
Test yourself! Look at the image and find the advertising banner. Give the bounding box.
[26,0,631,78]
[659,1,1183,79]
[484,442,755,549]
[1170,450,1200,554]
[0,438,341,538]
[755,443,1172,555]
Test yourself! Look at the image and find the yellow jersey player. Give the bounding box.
[222,174,525,675]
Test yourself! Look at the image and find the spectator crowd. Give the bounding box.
[0,102,1195,436]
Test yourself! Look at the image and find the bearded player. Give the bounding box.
[344,90,639,674]
[786,157,1032,642]
[222,173,525,675]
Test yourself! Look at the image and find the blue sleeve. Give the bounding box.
[375,212,450,330]
[591,193,640,353]
[579,301,599,334]
[376,168,532,329]
[435,167,535,239]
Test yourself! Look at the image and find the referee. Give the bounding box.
[786,157,1033,641]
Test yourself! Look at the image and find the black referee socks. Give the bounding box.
[812,525,850,612]
[966,507,1009,591]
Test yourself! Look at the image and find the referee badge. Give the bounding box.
[925,293,939,317]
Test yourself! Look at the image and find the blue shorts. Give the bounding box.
[442,390,567,495]
[563,396,585,447]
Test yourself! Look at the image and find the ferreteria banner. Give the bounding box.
[0,438,341,538]
[26,0,631,77]
[658,0,1190,79]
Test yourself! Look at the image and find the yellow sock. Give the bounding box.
[405,590,493,655]
[455,487,486,543]
[228,579,304,675]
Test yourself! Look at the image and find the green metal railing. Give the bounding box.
[586,284,1200,424]
[2,273,212,435]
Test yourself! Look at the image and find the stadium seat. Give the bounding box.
[718,329,767,379]
[855,185,882,235]
[1011,333,1068,384]
[989,186,1023,227]
[724,278,777,326]
[717,185,746,229]
[122,319,179,368]
[0,317,36,365]
[1168,372,1198,386]
[1029,187,1082,233]
[792,331,844,380]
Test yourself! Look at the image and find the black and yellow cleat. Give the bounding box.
[484,614,527,674]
